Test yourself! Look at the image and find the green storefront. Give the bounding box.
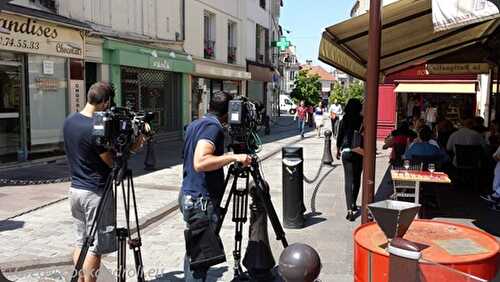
[103,39,194,140]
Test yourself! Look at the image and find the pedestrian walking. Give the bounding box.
[329,100,342,136]
[314,102,324,138]
[336,98,364,222]
[294,100,308,138]
[307,105,314,128]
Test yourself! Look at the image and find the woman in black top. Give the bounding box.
[336,98,364,221]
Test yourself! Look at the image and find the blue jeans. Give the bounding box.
[179,193,220,282]
[298,119,306,136]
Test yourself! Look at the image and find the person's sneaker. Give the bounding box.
[480,194,500,203]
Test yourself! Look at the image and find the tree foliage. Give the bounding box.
[290,69,322,106]
[329,80,365,106]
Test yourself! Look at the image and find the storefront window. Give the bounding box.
[28,55,68,148]
[223,80,239,96]
[121,67,182,136]
[0,51,23,161]
[191,77,210,121]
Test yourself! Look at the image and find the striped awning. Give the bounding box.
[394,83,476,94]
[318,0,500,80]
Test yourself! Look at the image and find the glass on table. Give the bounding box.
[403,160,410,174]
[428,163,435,177]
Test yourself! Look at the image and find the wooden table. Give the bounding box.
[390,169,451,206]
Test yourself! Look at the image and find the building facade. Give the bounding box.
[184,0,251,121]
[245,0,282,117]
[280,45,300,96]
[56,0,194,141]
[351,0,399,17]
[0,2,88,162]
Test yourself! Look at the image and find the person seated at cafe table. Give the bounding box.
[446,118,488,167]
[404,126,449,164]
[383,121,417,166]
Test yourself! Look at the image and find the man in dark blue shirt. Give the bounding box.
[181,91,251,281]
[63,82,115,282]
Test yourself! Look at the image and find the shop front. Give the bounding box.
[190,60,250,121]
[103,40,194,141]
[247,62,274,115]
[376,64,478,138]
[0,8,87,162]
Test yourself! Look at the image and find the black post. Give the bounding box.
[144,139,156,171]
[322,129,334,165]
[282,147,305,228]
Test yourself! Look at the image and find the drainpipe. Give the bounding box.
[361,0,382,224]
[181,0,186,41]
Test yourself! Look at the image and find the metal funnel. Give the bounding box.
[368,200,420,240]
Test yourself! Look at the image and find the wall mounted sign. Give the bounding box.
[0,12,84,58]
[69,79,84,113]
[426,63,490,74]
[42,60,54,75]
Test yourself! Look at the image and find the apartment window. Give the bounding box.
[260,0,266,9]
[204,11,216,59]
[228,21,237,64]
[255,24,268,64]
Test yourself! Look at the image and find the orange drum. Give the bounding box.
[353,220,499,282]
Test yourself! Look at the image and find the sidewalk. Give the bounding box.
[0,116,309,273]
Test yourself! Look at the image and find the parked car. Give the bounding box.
[280,95,297,114]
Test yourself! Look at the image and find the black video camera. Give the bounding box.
[227,97,261,154]
[92,107,154,153]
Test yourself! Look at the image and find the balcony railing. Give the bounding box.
[228,46,237,64]
[204,40,215,59]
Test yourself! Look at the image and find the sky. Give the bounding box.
[280,1,354,71]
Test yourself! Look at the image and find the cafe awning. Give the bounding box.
[394,82,476,94]
[318,0,500,80]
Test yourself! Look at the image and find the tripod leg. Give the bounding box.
[127,171,145,282]
[71,174,114,282]
[231,177,249,278]
[216,171,238,235]
[117,228,128,282]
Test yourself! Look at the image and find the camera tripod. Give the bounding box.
[215,156,288,281]
[71,157,145,282]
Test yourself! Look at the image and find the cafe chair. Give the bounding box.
[391,163,423,203]
[455,144,483,191]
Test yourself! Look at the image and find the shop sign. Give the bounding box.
[151,58,170,70]
[432,0,500,31]
[35,78,59,91]
[43,60,54,75]
[426,63,490,74]
[69,80,84,113]
[0,12,84,58]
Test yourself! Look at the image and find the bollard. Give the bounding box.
[282,147,306,229]
[144,138,156,171]
[388,238,424,282]
[322,129,334,165]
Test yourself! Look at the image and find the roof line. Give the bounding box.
[337,8,431,45]
[381,35,491,73]
[381,20,487,60]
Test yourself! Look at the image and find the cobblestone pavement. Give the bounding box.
[0,116,311,278]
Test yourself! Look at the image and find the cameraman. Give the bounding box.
[181,91,251,281]
[64,82,143,282]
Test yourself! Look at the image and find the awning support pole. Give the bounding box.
[496,64,500,121]
[487,68,494,127]
[361,0,382,224]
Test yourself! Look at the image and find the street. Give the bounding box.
[2,116,388,281]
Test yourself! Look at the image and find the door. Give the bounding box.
[0,51,23,162]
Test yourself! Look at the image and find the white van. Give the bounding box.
[279,95,297,114]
